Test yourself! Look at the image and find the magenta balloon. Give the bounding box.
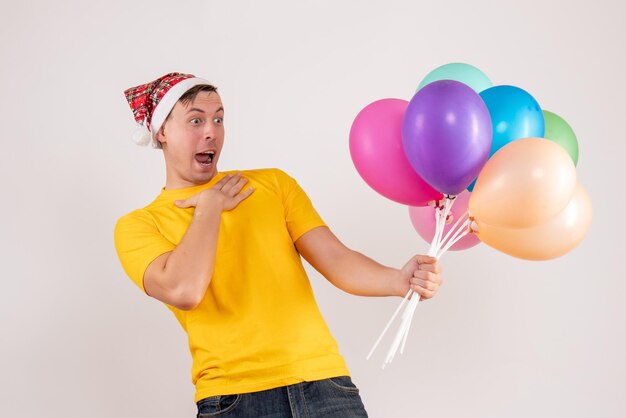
[350,98,442,206]
[408,190,480,251]
[402,80,492,196]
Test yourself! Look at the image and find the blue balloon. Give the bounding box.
[467,85,545,192]
[479,85,545,158]
[467,178,477,192]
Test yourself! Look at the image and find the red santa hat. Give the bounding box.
[124,72,211,148]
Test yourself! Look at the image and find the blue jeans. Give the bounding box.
[196,376,368,417]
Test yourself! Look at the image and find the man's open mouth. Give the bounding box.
[195,151,215,165]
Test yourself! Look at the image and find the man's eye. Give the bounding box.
[214,117,223,124]
[191,118,202,125]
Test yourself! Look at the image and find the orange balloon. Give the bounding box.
[472,183,592,260]
[469,137,577,228]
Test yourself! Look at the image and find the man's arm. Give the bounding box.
[144,174,253,310]
[295,226,442,299]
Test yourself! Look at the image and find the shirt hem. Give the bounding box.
[193,366,351,402]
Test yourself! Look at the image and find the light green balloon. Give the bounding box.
[417,63,492,93]
[543,110,579,166]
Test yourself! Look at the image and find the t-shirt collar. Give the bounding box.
[155,172,230,202]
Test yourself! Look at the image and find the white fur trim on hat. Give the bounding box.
[132,123,152,146]
[149,77,211,147]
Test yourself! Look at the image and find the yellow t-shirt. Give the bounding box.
[114,168,349,401]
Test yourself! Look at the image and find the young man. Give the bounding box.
[115,72,442,417]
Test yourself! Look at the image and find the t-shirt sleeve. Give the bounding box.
[114,210,176,293]
[275,169,327,242]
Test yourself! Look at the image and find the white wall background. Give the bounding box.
[1,0,624,417]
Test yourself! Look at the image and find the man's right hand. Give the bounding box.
[144,172,254,310]
[175,173,254,211]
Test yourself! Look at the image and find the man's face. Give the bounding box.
[157,91,225,188]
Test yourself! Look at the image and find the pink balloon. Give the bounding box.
[350,99,442,206]
[408,190,480,251]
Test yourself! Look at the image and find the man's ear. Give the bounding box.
[155,124,166,146]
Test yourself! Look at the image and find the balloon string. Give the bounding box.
[439,211,468,250]
[384,294,417,367]
[428,199,445,256]
[400,295,418,354]
[382,197,455,367]
[437,219,471,259]
[370,196,461,368]
[428,206,442,257]
[433,205,444,254]
[433,197,456,255]
[366,289,412,361]
[439,219,470,256]
[444,219,472,251]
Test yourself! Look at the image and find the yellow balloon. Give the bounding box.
[469,137,577,228]
[472,183,592,260]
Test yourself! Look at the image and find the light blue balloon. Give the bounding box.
[468,85,545,192]
[467,178,477,192]
[417,63,492,93]
[479,85,545,158]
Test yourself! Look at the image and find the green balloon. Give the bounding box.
[417,63,492,93]
[543,110,579,165]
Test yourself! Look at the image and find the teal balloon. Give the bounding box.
[417,63,492,93]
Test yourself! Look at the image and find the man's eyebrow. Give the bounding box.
[186,106,224,114]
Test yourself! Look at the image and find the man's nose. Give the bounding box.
[203,122,216,139]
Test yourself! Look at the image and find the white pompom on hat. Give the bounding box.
[124,72,211,148]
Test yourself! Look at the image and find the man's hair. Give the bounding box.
[155,84,219,149]
[177,84,218,106]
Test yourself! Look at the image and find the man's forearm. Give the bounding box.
[154,196,223,308]
[323,249,406,297]
[296,227,408,298]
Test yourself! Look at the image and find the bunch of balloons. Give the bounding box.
[351,63,592,367]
